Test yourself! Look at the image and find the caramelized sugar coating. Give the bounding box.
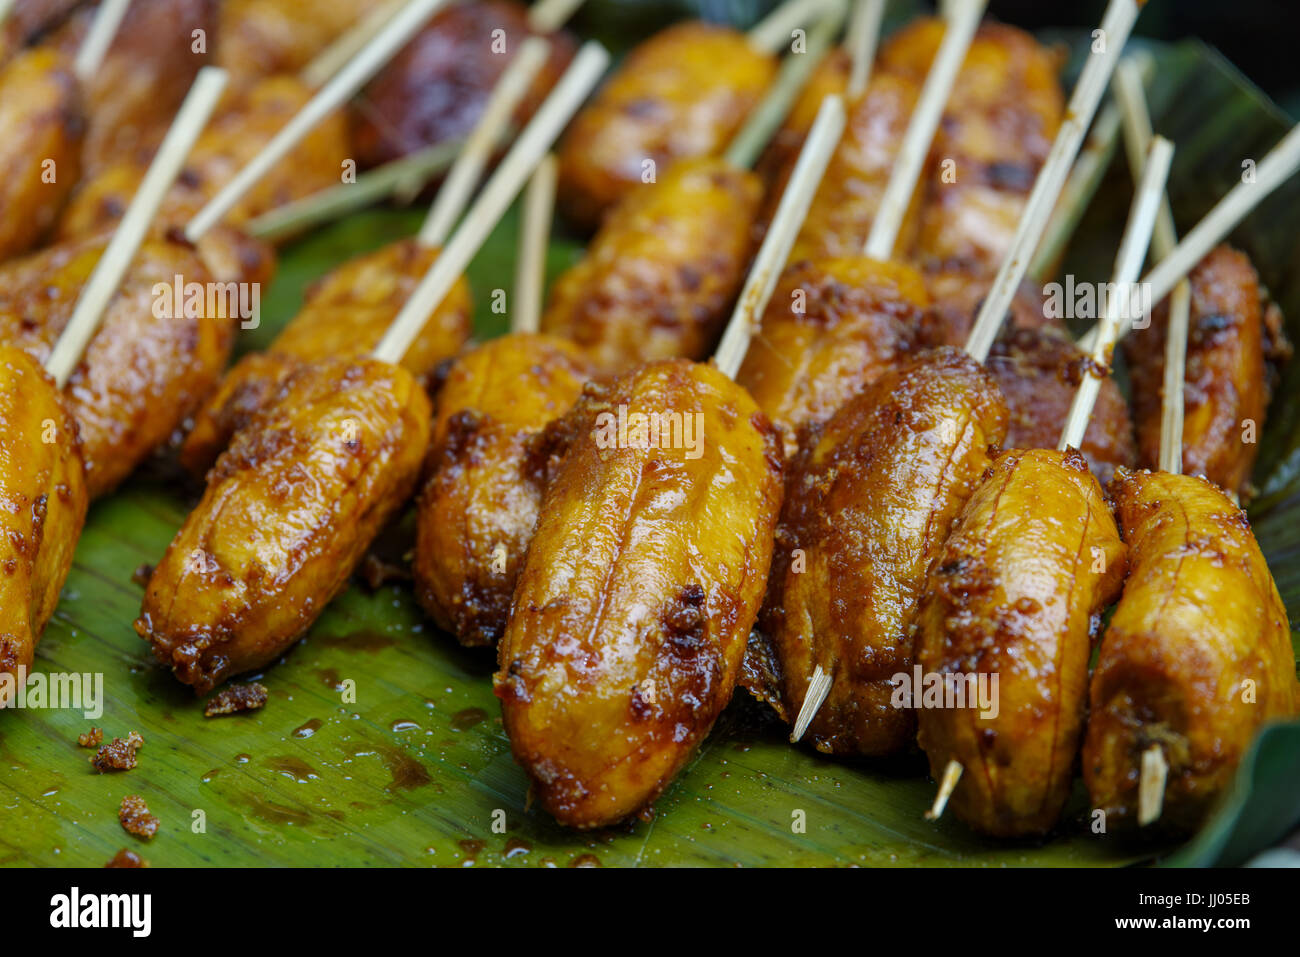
[759,348,1008,756]
[555,22,776,229]
[542,157,761,375]
[216,0,371,78]
[915,448,1126,837]
[0,347,88,706]
[413,333,594,646]
[1085,469,1300,833]
[137,358,431,693]
[496,359,783,827]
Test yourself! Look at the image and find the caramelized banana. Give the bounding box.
[1124,245,1290,497]
[735,256,924,459]
[757,46,850,193]
[496,358,783,827]
[136,358,431,693]
[1085,469,1300,833]
[0,47,82,261]
[355,0,576,168]
[413,334,594,646]
[57,74,348,239]
[915,448,1127,837]
[181,239,470,473]
[0,347,88,705]
[0,231,254,498]
[542,157,762,375]
[758,348,1008,755]
[555,22,776,229]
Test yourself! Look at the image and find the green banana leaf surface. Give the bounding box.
[2,29,1299,868]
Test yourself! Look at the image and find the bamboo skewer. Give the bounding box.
[73,0,131,83]
[512,154,558,335]
[243,138,465,242]
[419,37,551,247]
[789,0,984,741]
[748,0,848,54]
[1029,52,1156,282]
[863,0,982,261]
[45,67,228,388]
[925,759,963,820]
[846,0,885,98]
[1059,137,1172,452]
[725,12,845,171]
[301,0,408,88]
[964,0,1142,364]
[715,95,847,380]
[1113,59,1190,478]
[527,0,588,33]
[185,0,450,243]
[373,43,610,365]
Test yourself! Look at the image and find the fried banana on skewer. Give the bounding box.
[413,333,594,647]
[0,347,88,704]
[1084,469,1300,833]
[758,348,1008,755]
[914,448,1127,836]
[496,359,783,827]
[136,358,431,693]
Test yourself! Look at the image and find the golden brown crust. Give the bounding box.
[413,334,594,646]
[736,256,926,460]
[1084,469,1300,833]
[556,22,776,230]
[354,0,576,168]
[756,47,850,196]
[496,359,783,827]
[915,448,1127,837]
[57,74,348,239]
[1124,244,1287,497]
[759,348,1009,755]
[0,47,83,261]
[180,239,469,474]
[136,358,431,693]
[0,234,237,498]
[988,326,1138,487]
[0,346,88,705]
[542,157,761,375]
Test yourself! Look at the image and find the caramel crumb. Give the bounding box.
[91,731,144,772]
[204,682,268,717]
[105,848,147,868]
[78,726,103,748]
[119,794,159,840]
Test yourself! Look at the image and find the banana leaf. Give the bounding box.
[2,31,1298,869]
